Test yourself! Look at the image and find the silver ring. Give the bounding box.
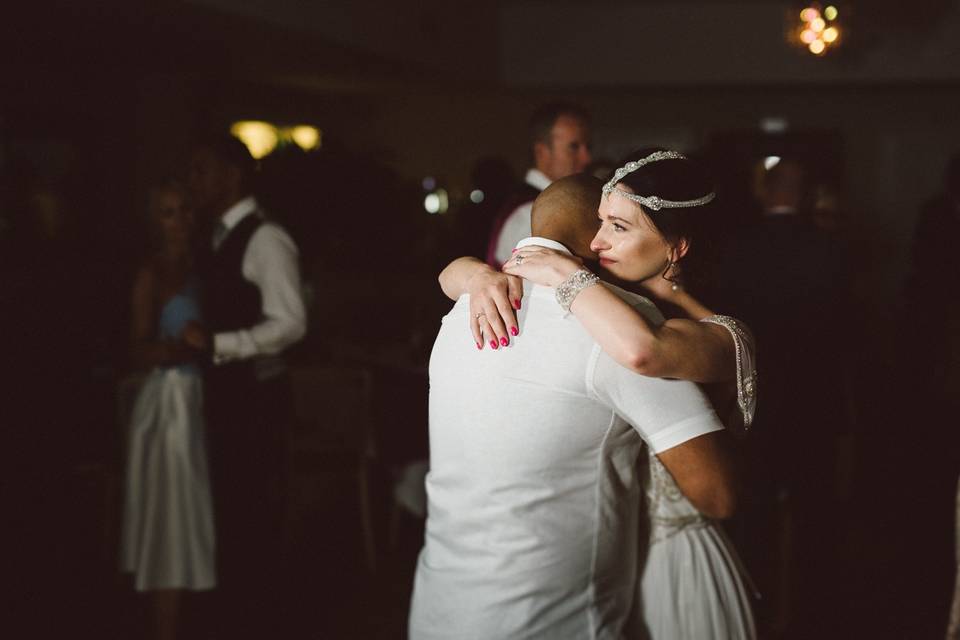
[514,253,524,265]
[475,312,485,320]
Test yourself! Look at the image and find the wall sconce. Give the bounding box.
[792,4,843,56]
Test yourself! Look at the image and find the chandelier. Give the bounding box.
[792,4,843,56]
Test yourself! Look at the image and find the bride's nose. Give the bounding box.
[590,231,609,253]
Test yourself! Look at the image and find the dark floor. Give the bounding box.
[13,443,958,640]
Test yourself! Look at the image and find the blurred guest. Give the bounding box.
[900,153,960,630]
[452,156,516,260]
[486,102,591,267]
[903,151,960,410]
[715,157,851,632]
[184,134,306,637]
[121,180,214,640]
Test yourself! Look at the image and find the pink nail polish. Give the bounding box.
[490,340,498,349]
[510,326,519,336]
[513,299,521,310]
[511,248,518,253]
[476,342,483,350]
[500,336,509,347]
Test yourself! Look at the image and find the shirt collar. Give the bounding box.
[525,168,552,192]
[515,236,572,255]
[219,195,259,230]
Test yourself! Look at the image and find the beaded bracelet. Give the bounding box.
[555,269,600,313]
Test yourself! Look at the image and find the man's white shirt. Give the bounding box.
[211,196,306,364]
[409,237,724,640]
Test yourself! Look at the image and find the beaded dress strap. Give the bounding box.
[700,314,757,429]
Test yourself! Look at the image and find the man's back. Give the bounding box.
[410,278,723,639]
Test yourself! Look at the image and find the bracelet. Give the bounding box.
[555,269,600,313]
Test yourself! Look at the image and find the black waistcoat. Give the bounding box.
[205,213,264,335]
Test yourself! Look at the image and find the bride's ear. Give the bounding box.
[670,238,690,262]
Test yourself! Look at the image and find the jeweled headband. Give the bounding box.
[601,150,716,211]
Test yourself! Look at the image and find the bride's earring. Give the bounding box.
[664,260,681,292]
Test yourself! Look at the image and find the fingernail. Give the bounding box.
[513,299,521,309]
[510,326,519,336]
[500,336,509,347]
[476,342,483,350]
[511,248,518,253]
[490,340,498,350]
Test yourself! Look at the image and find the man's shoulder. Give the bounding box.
[249,216,297,247]
[601,282,665,325]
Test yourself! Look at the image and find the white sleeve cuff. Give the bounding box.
[645,413,724,454]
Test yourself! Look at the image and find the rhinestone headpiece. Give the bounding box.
[602,150,716,211]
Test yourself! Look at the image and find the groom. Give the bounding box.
[409,174,735,639]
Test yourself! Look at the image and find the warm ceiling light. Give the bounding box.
[822,26,839,43]
[824,5,838,21]
[289,125,321,151]
[801,29,818,44]
[810,17,826,32]
[230,121,279,159]
[809,39,826,54]
[800,7,820,22]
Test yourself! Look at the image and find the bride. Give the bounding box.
[439,149,757,639]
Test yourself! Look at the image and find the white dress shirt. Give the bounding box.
[409,237,724,640]
[491,169,552,266]
[211,196,306,365]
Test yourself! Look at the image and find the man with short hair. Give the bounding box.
[183,133,306,637]
[411,175,734,639]
[486,103,592,267]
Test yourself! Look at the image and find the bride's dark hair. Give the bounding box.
[609,147,721,295]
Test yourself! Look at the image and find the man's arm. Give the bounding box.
[655,431,737,519]
[213,223,306,363]
[590,348,737,519]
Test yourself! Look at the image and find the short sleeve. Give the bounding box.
[587,347,724,454]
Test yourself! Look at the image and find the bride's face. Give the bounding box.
[590,186,674,284]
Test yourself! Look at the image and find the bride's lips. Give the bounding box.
[599,257,616,266]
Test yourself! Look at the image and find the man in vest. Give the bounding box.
[184,134,306,636]
[486,102,592,267]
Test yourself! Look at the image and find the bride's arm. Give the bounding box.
[503,247,735,383]
[564,281,733,382]
[128,266,195,369]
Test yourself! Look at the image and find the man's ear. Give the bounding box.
[533,141,550,168]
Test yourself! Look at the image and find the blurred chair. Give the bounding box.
[286,364,377,572]
[388,459,429,549]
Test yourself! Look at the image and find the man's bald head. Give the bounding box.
[531,173,602,260]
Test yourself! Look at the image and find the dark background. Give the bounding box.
[3,1,960,638]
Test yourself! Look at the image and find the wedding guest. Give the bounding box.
[121,179,214,640]
[184,133,306,637]
[486,102,592,267]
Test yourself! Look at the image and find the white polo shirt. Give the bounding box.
[409,238,724,640]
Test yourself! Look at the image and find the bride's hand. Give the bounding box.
[502,246,584,287]
[466,268,524,350]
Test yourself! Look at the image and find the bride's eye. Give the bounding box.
[613,223,626,232]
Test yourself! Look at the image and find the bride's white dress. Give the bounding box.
[120,283,215,591]
[633,314,758,639]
